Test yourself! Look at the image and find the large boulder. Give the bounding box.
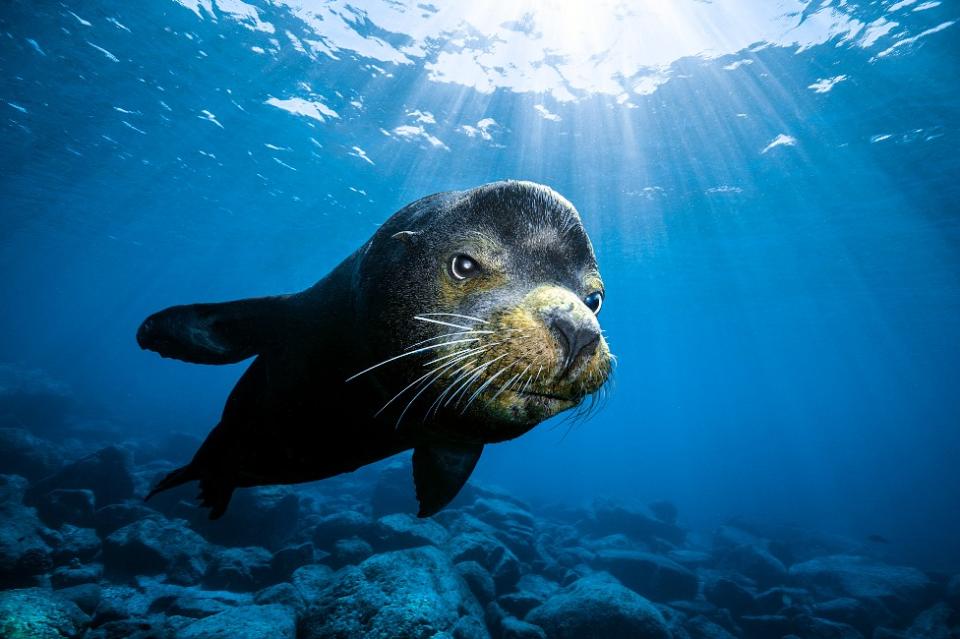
[204,546,274,592]
[586,499,685,547]
[0,475,55,587]
[178,486,301,550]
[177,603,296,639]
[592,549,699,602]
[704,576,755,615]
[103,516,209,585]
[299,546,489,639]
[457,560,496,604]
[0,587,90,639]
[789,555,935,621]
[717,542,788,588]
[291,563,334,602]
[0,428,64,480]
[470,498,537,561]
[26,446,135,507]
[446,532,522,592]
[50,525,100,564]
[373,512,448,551]
[526,572,671,639]
[34,489,96,529]
[330,537,375,568]
[92,501,158,537]
[312,510,376,549]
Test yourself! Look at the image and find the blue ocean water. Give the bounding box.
[1,1,959,636]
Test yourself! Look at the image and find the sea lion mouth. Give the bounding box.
[515,389,580,403]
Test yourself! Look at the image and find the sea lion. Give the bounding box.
[140,180,612,518]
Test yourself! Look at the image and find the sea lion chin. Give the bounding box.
[138,180,612,518]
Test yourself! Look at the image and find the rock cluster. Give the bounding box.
[0,387,957,638]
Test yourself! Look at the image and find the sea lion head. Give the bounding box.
[352,180,612,443]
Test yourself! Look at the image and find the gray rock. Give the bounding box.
[457,560,496,604]
[35,489,95,528]
[160,589,252,619]
[813,597,891,632]
[177,603,295,639]
[0,475,54,587]
[26,446,135,507]
[498,590,546,618]
[299,546,488,639]
[501,616,547,639]
[291,564,334,602]
[179,486,301,550]
[51,562,103,588]
[53,582,101,615]
[270,542,315,582]
[51,525,100,564]
[587,499,685,546]
[737,614,792,638]
[312,510,375,549]
[331,537,374,568]
[0,587,90,639]
[470,498,537,560]
[704,576,754,614]
[446,532,521,592]
[685,615,737,639]
[718,543,787,588]
[593,549,699,602]
[751,586,811,615]
[254,582,305,615]
[789,555,934,620]
[204,546,274,592]
[103,516,208,585]
[791,615,864,639]
[903,603,953,639]
[526,572,671,639]
[374,512,448,550]
[0,428,64,480]
[92,501,158,537]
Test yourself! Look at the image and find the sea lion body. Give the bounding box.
[140,181,611,517]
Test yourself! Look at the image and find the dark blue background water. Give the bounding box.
[2,0,958,569]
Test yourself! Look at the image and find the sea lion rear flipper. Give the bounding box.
[412,441,483,518]
[137,295,294,364]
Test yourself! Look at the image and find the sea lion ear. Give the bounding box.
[412,441,484,517]
[137,295,292,365]
[391,230,421,244]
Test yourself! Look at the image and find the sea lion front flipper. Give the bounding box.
[137,295,294,364]
[412,441,483,518]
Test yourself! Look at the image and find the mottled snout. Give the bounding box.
[546,309,601,379]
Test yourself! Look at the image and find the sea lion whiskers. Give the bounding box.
[423,342,499,366]
[392,359,468,428]
[487,364,527,405]
[417,312,489,325]
[446,353,509,408]
[405,329,494,351]
[425,358,482,420]
[374,354,471,418]
[461,363,515,414]
[344,337,482,382]
[414,316,475,331]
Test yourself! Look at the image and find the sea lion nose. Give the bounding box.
[550,313,600,377]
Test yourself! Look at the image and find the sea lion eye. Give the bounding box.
[450,254,480,281]
[584,291,603,315]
